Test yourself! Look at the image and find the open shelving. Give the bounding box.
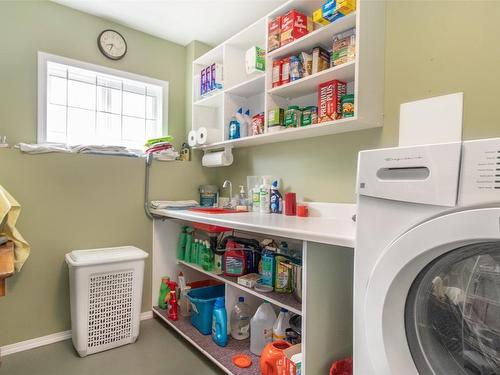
[190,0,385,151]
[154,308,260,375]
[152,203,356,374]
[178,260,302,315]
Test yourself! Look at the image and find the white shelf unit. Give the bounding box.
[191,0,385,150]
[152,216,353,375]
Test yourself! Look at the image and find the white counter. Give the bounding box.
[150,202,356,247]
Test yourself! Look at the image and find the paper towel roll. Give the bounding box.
[197,127,218,145]
[202,150,233,167]
[188,130,197,147]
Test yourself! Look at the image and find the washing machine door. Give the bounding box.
[364,207,500,375]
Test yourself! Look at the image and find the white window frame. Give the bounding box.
[37,51,169,147]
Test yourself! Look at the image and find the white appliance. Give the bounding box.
[354,138,500,375]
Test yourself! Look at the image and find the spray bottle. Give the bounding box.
[166,280,178,321]
[158,277,171,310]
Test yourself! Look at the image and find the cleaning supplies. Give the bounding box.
[261,247,276,287]
[166,280,178,321]
[179,286,192,317]
[273,308,292,341]
[212,297,228,347]
[275,256,293,293]
[184,227,194,262]
[270,181,283,214]
[250,302,277,355]
[177,227,188,260]
[260,177,271,214]
[239,185,247,207]
[242,109,251,138]
[230,296,251,340]
[252,185,260,212]
[158,277,171,310]
[229,116,241,140]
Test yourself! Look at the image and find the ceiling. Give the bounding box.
[53,0,286,46]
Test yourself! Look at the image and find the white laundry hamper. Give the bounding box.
[65,246,148,357]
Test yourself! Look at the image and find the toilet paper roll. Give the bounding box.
[187,130,197,147]
[202,150,233,168]
[197,127,218,145]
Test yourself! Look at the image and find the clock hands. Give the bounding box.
[106,43,114,52]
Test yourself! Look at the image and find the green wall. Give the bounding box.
[0,1,212,346]
[215,0,500,202]
[2,0,500,348]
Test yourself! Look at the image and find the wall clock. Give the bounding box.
[98,29,127,60]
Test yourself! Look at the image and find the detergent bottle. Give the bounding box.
[158,277,171,310]
[212,297,228,347]
[270,180,283,214]
[228,116,241,140]
[272,308,291,341]
[250,302,277,355]
[166,280,178,321]
[230,297,251,340]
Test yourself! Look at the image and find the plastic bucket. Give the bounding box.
[187,284,225,335]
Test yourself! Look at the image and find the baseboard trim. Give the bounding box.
[0,330,72,357]
[1,310,153,357]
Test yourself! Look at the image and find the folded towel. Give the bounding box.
[150,200,198,210]
[0,185,30,272]
[16,143,72,154]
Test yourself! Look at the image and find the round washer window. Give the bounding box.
[406,242,500,375]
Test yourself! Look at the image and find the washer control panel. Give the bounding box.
[459,137,500,205]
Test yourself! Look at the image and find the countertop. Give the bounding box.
[150,202,356,247]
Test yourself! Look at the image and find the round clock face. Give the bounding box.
[98,30,127,60]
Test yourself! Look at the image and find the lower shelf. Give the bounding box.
[153,306,260,375]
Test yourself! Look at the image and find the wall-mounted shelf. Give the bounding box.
[190,0,385,154]
[268,61,356,99]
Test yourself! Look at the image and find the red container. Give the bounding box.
[330,357,353,375]
[318,80,347,123]
[223,241,248,277]
[280,9,309,47]
[297,204,309,217]
[285,193,297,216]
[260,341,291,375]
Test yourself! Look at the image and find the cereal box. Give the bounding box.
[268,16,281,52]
[280,9,309,47]
[318,80,347,123]
[337,0,357,15]
[272,59,282,88]
[312,47,331,74]
[332,28,356,66]
[281,57,291,86]
[323,0,344,23]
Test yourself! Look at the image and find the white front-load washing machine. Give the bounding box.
[354,138,500,375]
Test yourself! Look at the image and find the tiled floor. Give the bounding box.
[1,318,224,375]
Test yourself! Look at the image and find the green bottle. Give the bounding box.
[177,227,188,260]
[184,227,194,262]
[158,277,170,309]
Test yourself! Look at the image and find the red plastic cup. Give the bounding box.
[285,193,296,216]
[297,204,308,217]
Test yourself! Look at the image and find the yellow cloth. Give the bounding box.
[0,185,30,272]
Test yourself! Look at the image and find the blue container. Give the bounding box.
[211,297,228,347]
[187,284,225,335]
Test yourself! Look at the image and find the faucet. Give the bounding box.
[222,180,233,208]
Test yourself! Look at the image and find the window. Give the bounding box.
[38,52,168,150]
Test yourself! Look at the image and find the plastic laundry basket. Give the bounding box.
[65,246,148,357]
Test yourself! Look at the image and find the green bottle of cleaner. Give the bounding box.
[177,226,188,260]
[158,277,171,310]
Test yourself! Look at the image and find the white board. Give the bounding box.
[399,92,463,146]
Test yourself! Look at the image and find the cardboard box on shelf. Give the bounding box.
[318,79,347,123]
[337,0,357,15]
[272,59,283,88]
[332,28,356,67]
[283,344,302,375]
[280,9,311,47]
[312,47,331,74]
[268,16,282,52]
[323,0,344,23]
